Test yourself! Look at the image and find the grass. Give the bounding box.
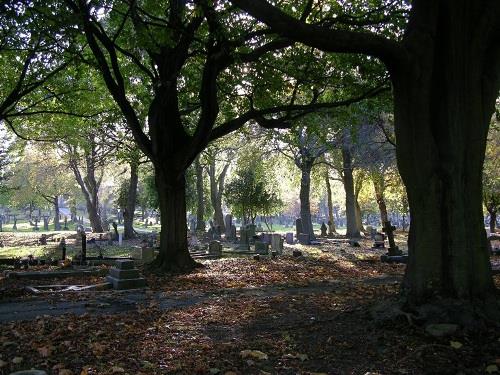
[0,244,136,259]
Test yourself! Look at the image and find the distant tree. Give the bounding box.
[483,122,499,233]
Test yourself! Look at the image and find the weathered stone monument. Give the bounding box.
[208,240,223,256]
[246,224,256,239]
[285,232,294,244]
[298,233,310,245]
[254,241,269,255]
[320,222,328,237]
[372,233,385,248]
[270,233,283,254]
[224,214,233,238]
[106,259,146,290]
[382,220,402,256]
[239,226,250,251]
[295,218,303,239]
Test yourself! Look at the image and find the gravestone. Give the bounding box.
[81,232,87,264]
[246,224,256,239]
[239,227,250,251]
[190,217,197,234]
[106,259,146,290]
[39,234,47,245]
[208,240,222,256]
[230,225,237,242]
[224,214,233,238]
[295,218,303,238]
[270,233,283,254]
[59,237,66,260]
[372,233,385,248]
[261,233,271,245]
[285,232,294,244]
[298,233,310,245]
[382,220,402,256]
[254,241,269,255]
[133,245,155,263]
[320,222,328,237]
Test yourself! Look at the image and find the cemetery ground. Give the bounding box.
[0,232,499,375]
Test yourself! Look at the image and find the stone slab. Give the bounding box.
[6,269,107,280]
[106,275,147,290]
[115,259,135,270]
[380,255,408,264]
[109,268,140,279]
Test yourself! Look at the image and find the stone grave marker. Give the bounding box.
[254,241,269,255]
[208,240,223,256]
[372,233,385,248]
[271,233,283,254]
[285,232,294,244]
[382,220,402,256]
[230,225,237,242]
[224,214,233,238]
[298,233,310,245]
[239,226,250,251]
[106,259,146,290]
[246,224,256,239]
[320,222,328,237]
[295,218,303,239]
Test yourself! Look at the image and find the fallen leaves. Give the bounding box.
[240,350,268,360]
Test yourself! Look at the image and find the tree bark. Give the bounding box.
[488,210,497,234]
[372,174,389,226]
[393,1,498,302]
[123,161,138,239]
[342,147,360,238]
[53,196,61,231]
[299,161,315,239]
[195,156,206,230]
[208,158,229,232]
[324,170,337,234]
[152,167,198,271]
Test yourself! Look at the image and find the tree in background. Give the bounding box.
[483,120,499,233]
[225,146,282,225]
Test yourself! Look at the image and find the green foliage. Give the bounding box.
[225,148,282,224]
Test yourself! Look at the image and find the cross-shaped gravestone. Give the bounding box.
[382,220,402,256]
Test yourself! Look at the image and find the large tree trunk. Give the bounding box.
[152,168,197,271]
[299,162,315,239]
[342,147,360,238]
[195,156,206,231]
[123,162,138,239]
[324,170,337,234]
[53,196,61,231]
[394,1,498,303]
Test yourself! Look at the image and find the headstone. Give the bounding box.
[134,246,155,263]
[208,240,222,256]
[224,214,233,238]
[261,233,271,245]
[230,225,237,242]
[254,241,269,255]
[295,218,303,238]
[285,232,294,244]
[372,233,385,248]
[39,234,47,245]
[298,233,310,245]
[382,220,402,256]
[270,233,283,254]
[59,237,66,260]
[106,260,147,290]
[190,217,197,234]
[239,227,250,251]
[320,222,328,237]
[118,232,123,246]
[81,232,87,264]
[246,224,256,239]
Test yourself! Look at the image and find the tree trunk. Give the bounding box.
[299,162,315,239]
[394,1,498,303]
[355,199,364,233]
[53,196,61,231]
[195,156,205,230]
[342,147,360,238]
[208,159,229,232]
[489,210,497,234]
[324,170,337,234]
[372,175,389,226]
[152,168,197,272]
[123,162,138,239]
